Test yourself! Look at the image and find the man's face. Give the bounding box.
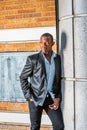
[40,36,54,55]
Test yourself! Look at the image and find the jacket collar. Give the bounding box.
[39,51,58,78]
[39,51,46,76]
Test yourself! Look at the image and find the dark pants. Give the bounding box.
[28,95,64,130]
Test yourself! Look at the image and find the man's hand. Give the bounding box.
[49,98,61,110]
[29,98,33,101]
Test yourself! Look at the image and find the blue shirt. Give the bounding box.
[43,51,56,99]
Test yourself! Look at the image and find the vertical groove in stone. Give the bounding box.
[72,0,76,129]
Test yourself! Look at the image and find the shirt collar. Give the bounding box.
[42,51,56,61]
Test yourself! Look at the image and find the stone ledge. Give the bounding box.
[0,111,52,126]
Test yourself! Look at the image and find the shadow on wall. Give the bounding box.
[59,32,67,112]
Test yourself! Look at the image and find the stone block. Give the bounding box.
[61,80,74,130]
[74,17,87,78]
[75,81,87,130]
[74,0,87,14]
[59,19,73,78]
[59,0,72,18]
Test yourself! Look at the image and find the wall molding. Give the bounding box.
[0,111,51,126]
[0,26,56,43]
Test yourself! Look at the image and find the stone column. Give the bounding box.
[58,0,87,130]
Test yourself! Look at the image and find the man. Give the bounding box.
[20,33,64,130]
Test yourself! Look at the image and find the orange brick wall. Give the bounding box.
[0,123,52,130]
[0,0,56,112]
[0,42,57,52]
[0,0,56,29]
[0,102,29,112]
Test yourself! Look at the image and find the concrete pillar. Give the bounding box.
[58,0,87,130]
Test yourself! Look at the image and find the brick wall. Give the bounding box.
[0,123,52,130]
[0,42,56,52]
[0,0,56,29]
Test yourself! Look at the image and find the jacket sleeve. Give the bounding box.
[20,56,33,100]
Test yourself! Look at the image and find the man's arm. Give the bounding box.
[49,55,62,110]
[20,56,33,100]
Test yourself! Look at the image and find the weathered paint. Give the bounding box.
[0,51,38,102]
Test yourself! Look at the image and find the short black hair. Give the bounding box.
[40,33,53,42]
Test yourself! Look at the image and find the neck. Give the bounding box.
[44,51,52,62]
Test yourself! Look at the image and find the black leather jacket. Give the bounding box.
[20,51,62,106]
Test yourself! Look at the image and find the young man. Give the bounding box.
[20,33,64,130]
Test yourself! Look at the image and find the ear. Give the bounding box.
[52,41,55,46]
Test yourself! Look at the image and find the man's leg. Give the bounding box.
[45,106,64,130]
[28,100,43,130]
